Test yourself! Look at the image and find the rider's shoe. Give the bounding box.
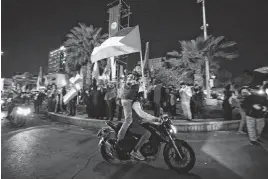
[130,150,145,161]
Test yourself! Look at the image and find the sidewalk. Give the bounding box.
[48,112,241,132]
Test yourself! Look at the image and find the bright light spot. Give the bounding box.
[61,80,67,86]
[170,125,177,134]
[16,107,31,116]
[75,83,81,90]
[258,90,265,95]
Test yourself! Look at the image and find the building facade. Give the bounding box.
[48,46,66,74]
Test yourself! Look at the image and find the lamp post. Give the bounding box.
[197,0,210,98]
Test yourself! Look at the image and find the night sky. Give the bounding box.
[2,0,268,77]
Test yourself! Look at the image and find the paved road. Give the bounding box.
[2,116,268,179]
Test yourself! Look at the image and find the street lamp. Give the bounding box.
[197,0,211,98]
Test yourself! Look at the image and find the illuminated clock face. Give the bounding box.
[111,22,118,30]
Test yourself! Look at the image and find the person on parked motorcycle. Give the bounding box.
[117,70,160,160]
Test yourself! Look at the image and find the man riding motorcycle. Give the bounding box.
[117,70,159,160]
[6,85,23,119]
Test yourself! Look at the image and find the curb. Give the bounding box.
[173,120,240,132]
[48,112,241,132]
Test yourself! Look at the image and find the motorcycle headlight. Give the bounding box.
[170,125,177,134]
[17,107,31,116]
[258,90,265,95]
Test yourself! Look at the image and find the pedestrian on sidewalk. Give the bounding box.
[222,91,234,120]
[240,88,268,145]
[163,87,171,113]
[61,87,67,113]
[169,87,177,118]
[90,85,101,119]
[192,86,204,119]
[68,95,77,116]
[105,82,117,121]
[179,82,193,120]
[116,82,124,121]
[98,83,106,120]
[234,88,247,133]
[153,80,163,117]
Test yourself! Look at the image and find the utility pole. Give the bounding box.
[198,0,210,98]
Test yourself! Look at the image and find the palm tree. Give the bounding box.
[179,35,238,87]
[64,23,108,89]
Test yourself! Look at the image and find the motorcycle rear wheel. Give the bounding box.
[163,139,195,173]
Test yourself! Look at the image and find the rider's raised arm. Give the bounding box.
[132,101,156,122]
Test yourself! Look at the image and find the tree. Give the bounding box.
[63,23,108,88]
[152,56,194,88]
[234,70,253,88]
[179,35,238,87]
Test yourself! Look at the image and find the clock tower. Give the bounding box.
[107,0,131,82]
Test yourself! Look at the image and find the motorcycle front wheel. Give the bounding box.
[13,115,26,127]
[100,139,120,164]
[163,139,195,173]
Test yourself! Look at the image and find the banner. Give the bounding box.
[109,5,120,36]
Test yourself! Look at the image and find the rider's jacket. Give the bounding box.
[121,83,140,101]
[132,101,156,125]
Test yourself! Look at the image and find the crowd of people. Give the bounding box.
[222,81,268,145]
[3,70,268,149]
[4,76,205,122]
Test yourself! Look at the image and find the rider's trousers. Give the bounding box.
[117,99,133,141]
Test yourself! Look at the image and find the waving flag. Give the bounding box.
[91,26,141,63]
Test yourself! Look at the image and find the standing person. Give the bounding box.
[105,82,117,121]
[222,91,233,120]
[54,87,62,113]
[83,88,92,118]
[90,85,100,119]
[192,86,204,119]
[179,83,193,120]
[153,81,163,117]
[163,87,171,113]
[47,84,56,112]
[170,87,177,118]
[233,89,247,133]
[68,95,77,116]
[117,82,124,121]
[61,87,67,113]
[240,88,268,145]
[98,83,106,120]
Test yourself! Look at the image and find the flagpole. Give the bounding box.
[139,51,147,99]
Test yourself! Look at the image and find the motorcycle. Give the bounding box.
[7,94,32,127]
[97,109,196,173]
